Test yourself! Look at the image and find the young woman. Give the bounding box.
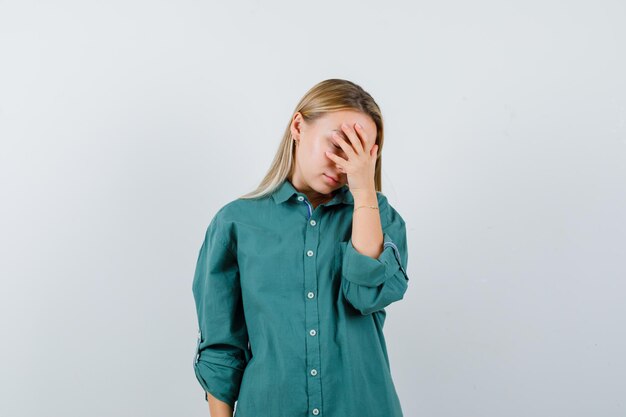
[192,79,410,417]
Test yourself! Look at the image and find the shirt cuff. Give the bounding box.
[194,349,247,407]
[342,232,408,287]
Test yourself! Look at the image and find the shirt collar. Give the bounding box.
[272,178,354,206]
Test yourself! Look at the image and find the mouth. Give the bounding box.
[324,174,339,184]
[324,173,339,184]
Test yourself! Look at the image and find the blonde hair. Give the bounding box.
[239,78,385,200]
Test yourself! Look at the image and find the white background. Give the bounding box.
[1,1,625,416]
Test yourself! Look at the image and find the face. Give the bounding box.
[289,109,378,199]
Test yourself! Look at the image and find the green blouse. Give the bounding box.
[192,178,410,417]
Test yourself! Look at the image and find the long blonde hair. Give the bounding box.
[239,78,385,200]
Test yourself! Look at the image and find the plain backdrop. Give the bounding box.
[1,1,625,416]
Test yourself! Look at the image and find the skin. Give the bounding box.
[290,109,385,259]
[289,109,379,207]
[207,392,233,416]
[206,110,385,414]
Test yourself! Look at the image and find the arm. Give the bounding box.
[325,121,409,315]
[351,189,384,258]
[192,213,251,411]
[341,192,410,315]
[207,391,234,417]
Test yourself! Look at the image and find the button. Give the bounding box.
[307,250,314,257]
[310,369,317,376]
[297,196,304,201]
[307,292,315,299]
[309,219,316,226]
[312,409,320,415]
[309,329,316,336]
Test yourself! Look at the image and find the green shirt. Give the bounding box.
[192,178,410,417]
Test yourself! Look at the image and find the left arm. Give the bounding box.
[325,121,410,315]
[340,192,410,315]
[351,189,384,258]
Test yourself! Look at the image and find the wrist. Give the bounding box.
[351,189,378,206]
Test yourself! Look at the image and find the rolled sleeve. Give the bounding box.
[341,197,410,315]
[342,232,407,287]
[191,213,251,407]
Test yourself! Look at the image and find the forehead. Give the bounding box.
[317,110,377,140]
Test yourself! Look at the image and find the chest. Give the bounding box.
[235,204,353,294]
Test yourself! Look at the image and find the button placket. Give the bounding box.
[299,195,312,219]
[302,197,323,416]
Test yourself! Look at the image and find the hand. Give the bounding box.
[324,122,378,193]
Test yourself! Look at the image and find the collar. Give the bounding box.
[272,178,354,207]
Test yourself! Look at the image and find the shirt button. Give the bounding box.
[307,292,315,299]
[309,329,316,336]
[312,409,320,415]
[310,369,317,376]
[309,219,316,226]
[307,250,314,257]
[297,196,304,201]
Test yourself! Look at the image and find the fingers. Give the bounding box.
[328,121,377,170]
[325,150,347,168]
[370,144,379,160]
[332,130,357,160]
[340,122,365,155]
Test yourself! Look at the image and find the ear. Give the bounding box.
[290,112,304,141]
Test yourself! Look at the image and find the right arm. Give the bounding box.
[192,214,251,413]
[207,391,234,417]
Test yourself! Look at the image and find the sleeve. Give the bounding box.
[340,195,410,315]
[191,214,252,407]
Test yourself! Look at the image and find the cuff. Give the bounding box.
[194,350,246,407]
[342,232,406,287]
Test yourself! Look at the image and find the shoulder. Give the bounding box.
[214,194,272,223]
[205,195,272,249]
